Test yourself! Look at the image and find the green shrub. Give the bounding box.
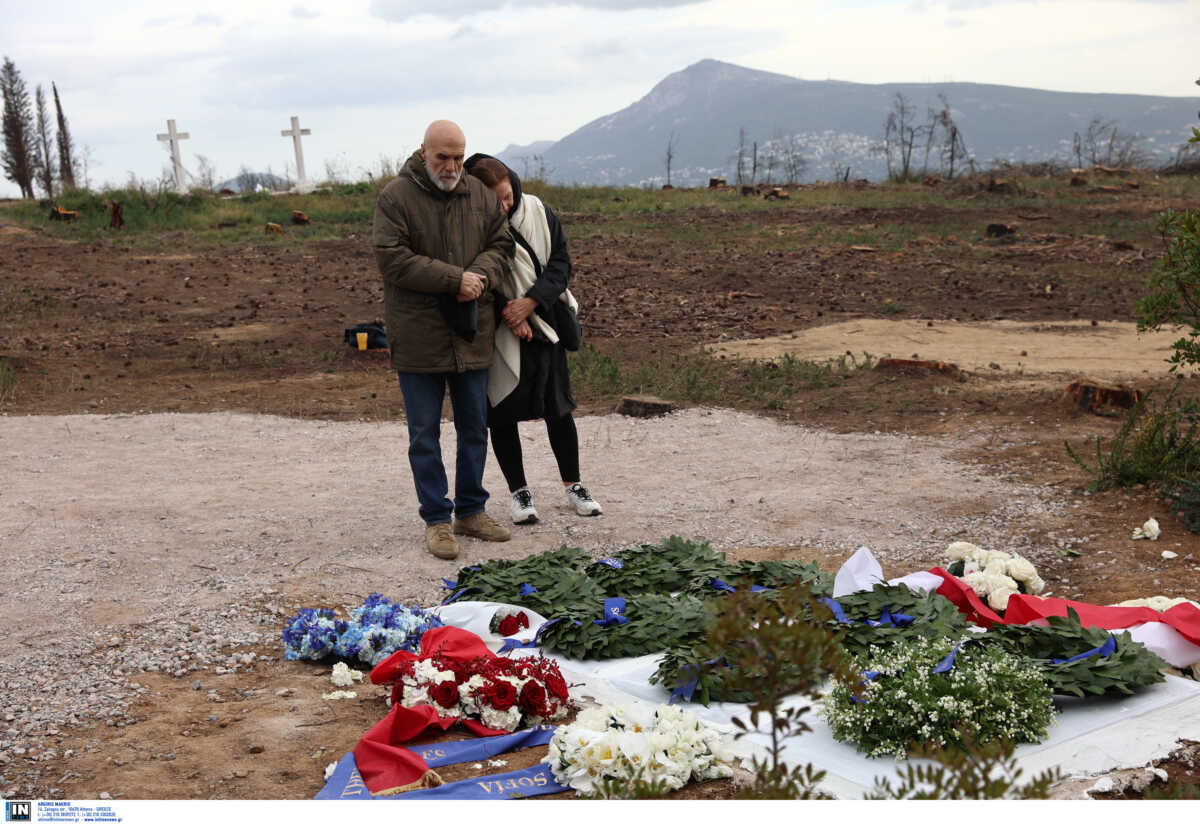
[1065,392,1200,491]
[0,357,15,403]
[1160,472,1200,532]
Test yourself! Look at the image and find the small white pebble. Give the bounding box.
[1162,550,1179,560]
[324,762,339,780]
[486,759,508,768]
[321,690,357,700]
[471,763,484,770]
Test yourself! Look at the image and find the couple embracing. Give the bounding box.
[373,120,602,561]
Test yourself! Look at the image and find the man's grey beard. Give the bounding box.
[424,158,461,192]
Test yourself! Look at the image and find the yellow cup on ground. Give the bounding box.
[356,332,368,351]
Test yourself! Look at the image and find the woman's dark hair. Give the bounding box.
[467,157,510,188]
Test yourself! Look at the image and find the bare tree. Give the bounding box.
[1072,116,1147,169]
[518,153,552,183]
[1,56,37,198]
[52,82,75,189]
[33,84,54,197]
[882,93,925,182]
[76,143,96,191]
[194,154,217,192]
[751,140,758,184]
[734,128,747,185]
[782,135,809,184]
[663,131,677,186]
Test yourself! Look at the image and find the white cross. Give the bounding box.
[281,116,312,192]
[156,119,190,194]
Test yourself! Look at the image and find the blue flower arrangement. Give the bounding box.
[282,594,443,665]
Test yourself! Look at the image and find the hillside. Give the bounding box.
[499,59,1200,186]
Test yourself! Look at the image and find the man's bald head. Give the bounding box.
[423,120,465,149]
[421,120,467,192]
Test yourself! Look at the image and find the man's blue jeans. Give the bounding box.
[397,370,490,525]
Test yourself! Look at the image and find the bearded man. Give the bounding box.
[373,120,515,559]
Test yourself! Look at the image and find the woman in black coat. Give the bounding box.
[465,154,603,524]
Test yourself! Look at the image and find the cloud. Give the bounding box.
[291,5,320,18]
[192,13,223,26]
[370,0,705,21]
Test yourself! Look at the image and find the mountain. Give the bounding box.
[496,140,556,172]
[215,171,291,193]
[527,59,1200,186]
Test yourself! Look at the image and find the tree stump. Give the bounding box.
[109,202,125,230]
[617,395,678,418]
[1063,381,1143,415]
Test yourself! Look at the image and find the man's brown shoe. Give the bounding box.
[425,522,459,559]
[453,512,511,542]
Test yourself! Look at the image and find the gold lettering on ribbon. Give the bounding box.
[340,770,368,798]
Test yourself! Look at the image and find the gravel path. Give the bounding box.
[0,408,1065,791]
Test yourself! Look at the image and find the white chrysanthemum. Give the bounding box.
[1026,575,1046,595]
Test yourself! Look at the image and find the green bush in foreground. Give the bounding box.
[1065,392,1200,491]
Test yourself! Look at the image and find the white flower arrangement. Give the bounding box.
[945,541,1045,611]
[1131,518,1160,541]
[1112,595,1199,611]
[544,703,733,796]
[330,662,364,687]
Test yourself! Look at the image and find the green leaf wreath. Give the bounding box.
[983,609,1167,697]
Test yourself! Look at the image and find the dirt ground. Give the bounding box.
[3,186,1200,801]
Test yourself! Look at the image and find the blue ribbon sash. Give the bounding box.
[593,597,629,627]
[315,726,561,800]
[1051,634,1118,665]
[398,763,564,800]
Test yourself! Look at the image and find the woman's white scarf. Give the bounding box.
[489,193,579,406]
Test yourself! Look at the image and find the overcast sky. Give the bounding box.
[2,0,1197,198]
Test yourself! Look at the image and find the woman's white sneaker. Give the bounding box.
[511,489,539,524]
[565,483,602,516]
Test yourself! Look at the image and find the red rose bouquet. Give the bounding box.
[489,606,532,637]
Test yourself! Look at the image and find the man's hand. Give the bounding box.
[457,271,485,302]
[502,296,538,325]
